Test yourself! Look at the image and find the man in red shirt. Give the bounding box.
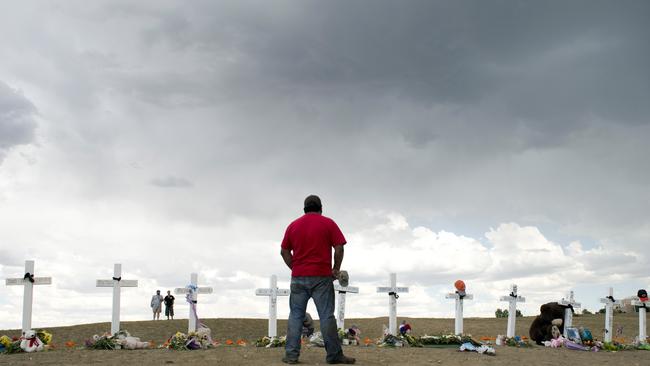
[280,195,355,364]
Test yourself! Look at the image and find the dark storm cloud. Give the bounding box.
[0,81,37,160]
[1,0,649,257]
[115,0,649,129]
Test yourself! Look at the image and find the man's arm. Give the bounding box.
[281,248,293,269]
[332,245,344,278]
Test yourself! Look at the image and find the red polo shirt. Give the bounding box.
[281,213,347,277]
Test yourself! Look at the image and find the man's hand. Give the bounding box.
[332,245,344,279]
[280,249,293,270]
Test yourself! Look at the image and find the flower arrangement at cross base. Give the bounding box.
[255,336,286,348]
[0,329,53,354]
[499,335,533,348]
[376,333,479,348]
[0,335,21,354]
[161,329,218,351]
[85,330,149,350]
[339,326,362,345]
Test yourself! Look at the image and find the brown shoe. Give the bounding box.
[327,355,356,364]
[282,356,299,364]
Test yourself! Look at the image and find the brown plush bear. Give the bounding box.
[529,302,569,345]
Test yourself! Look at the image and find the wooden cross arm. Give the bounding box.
[6,277,52,285]
[499,295,525,302]
[334,285,359,293]
[446,293,474,300]
[559,300,581,308]
[377,286,409,293]
[96,279,138,287]
[600,298,621,305]
[175,287,214,294]
[255,288,290,296]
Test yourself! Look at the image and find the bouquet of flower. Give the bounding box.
[0,335,22,354]
[0,335,12,350]
[85,333,118,350]
[601,341,635,352]
[255,336,286,348]
[419,334,478,346]
[337,329,346,341]
[403,333,422,347]
[162,331,216,351]
[377,334,404,347]
[163,332,189,350]
[504,336,532,347]
[36,330,52,346]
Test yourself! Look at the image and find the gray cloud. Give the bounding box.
[150,175,193,188]
[21,0,644,252]
[0,81,37,161]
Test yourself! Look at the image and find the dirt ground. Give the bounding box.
[1,313,647,365]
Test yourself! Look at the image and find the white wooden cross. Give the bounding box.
[499,284,525,338]
[174,273,213,333]
[255,274,289,338]
[559,290,580,338]
[446,289,473,335]
[376,273,409,335]
[335,280,359,330]
[599,287,621,343]
[5,260,52,334]
[96,263,138,335]
[630,298,648,343]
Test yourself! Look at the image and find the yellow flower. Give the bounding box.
[37,330,53,345]
[0,335,12,347]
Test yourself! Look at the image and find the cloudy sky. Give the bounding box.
[1,0,649,331]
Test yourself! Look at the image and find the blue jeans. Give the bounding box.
[285,276,343,362]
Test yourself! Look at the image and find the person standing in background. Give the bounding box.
[151,290,163,320]
[164,290,175,320]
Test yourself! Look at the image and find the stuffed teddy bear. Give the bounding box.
[115,332,149,349]
[196,327,212,343]
[529,302,567,345]
[20,330,44,353]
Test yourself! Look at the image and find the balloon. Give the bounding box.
[454,280,466,292]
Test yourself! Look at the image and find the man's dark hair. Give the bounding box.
[304,195,322,213]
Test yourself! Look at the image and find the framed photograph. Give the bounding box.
[566,327,581,342]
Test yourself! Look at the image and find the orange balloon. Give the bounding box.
[454,280,466,292]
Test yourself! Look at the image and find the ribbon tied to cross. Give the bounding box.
[24,273,35,283]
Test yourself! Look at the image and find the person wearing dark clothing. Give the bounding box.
[164,290,175,320]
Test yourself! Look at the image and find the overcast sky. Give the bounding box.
[1,0,649,331]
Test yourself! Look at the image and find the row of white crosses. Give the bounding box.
[498,286,582,339]
[5,263,648,343]
[499,285,648,343]
[5,260,215,335]
[253,274,363,336]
